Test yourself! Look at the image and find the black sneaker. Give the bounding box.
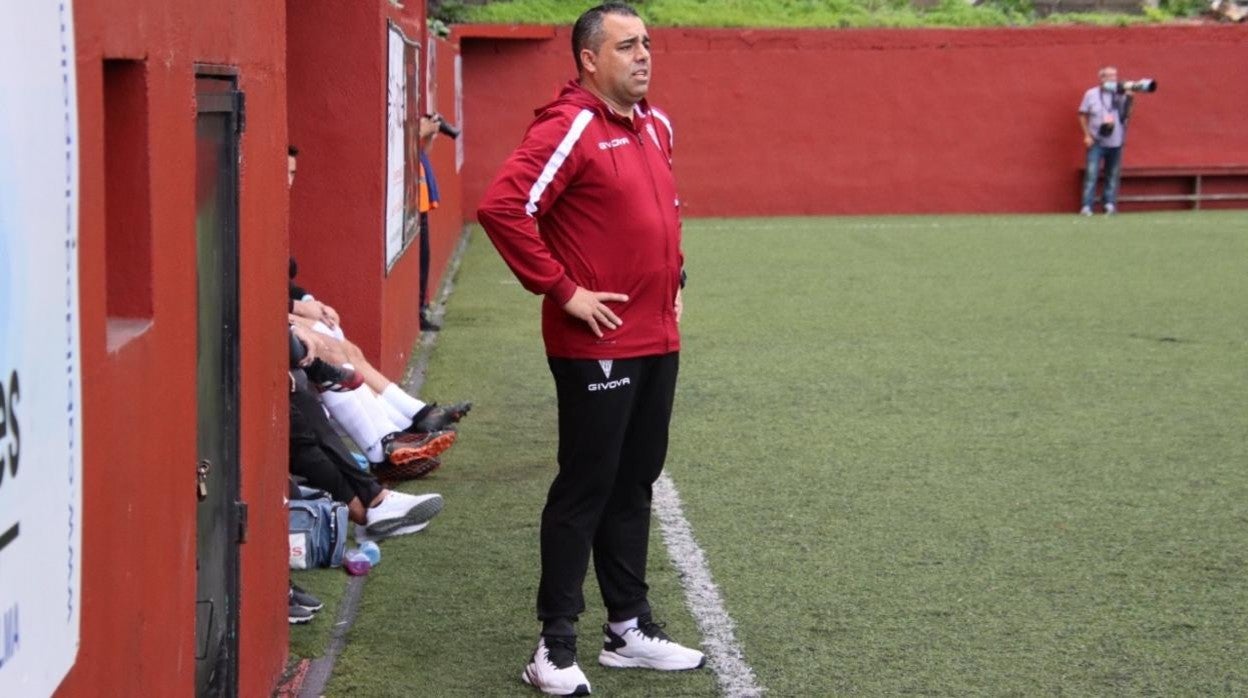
[305,359,364,393]
[408,402,472,435]
[382,430,457,465]
[289,583,323,613]
[288,601,314,625]
[420,306,442,332]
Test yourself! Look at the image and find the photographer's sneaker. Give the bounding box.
[598,618,705,671]
[1104,204,1116,216]
[364,491,443,537]
[1079,206,1093,217]
[522,637,591,696]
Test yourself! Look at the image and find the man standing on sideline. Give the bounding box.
[477,3,703,695]
[1079,66,1133,216]
[417,114,443,331]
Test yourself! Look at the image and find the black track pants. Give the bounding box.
[537,352,679,638]
[289,383,382,507]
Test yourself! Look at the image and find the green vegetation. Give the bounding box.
[298,212,1247,695]
[434,0,1206,29]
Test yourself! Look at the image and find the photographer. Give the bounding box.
[416,113,458,331]
[1078,66,1144,216]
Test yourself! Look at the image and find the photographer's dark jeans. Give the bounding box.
[418,211,431,310]
[1082,143,1123,209]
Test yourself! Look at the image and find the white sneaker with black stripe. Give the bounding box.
[522,636,591,696]
[598,618,705,671]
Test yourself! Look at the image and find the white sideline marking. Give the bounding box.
[653,473,767,697]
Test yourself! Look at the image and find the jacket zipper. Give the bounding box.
[634,118,677,352]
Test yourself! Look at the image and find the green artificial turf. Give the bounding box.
[319,212,1247,696]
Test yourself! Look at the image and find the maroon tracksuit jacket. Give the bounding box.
[477,80,683,360]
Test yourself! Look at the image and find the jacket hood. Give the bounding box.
[534,79,650,120]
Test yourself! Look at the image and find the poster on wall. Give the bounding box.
[0,3,84,697]
[384,24,407,268]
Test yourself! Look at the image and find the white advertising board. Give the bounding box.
[0,2,84,696]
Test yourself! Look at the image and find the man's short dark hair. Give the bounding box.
[572,2,641,74]
[288,145,299,157]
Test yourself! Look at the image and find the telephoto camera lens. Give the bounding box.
[1122,78,1158,93]
[437,118,461,139]
[424,113,461,139]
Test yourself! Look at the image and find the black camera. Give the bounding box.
[425,113,461,139]
[1117,78,1158,94]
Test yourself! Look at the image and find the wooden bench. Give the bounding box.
[1085,165,1248,210]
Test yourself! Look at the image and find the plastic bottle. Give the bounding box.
[359,541,381,566]
[343,548,371,576]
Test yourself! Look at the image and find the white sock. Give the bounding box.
[608,618,638,636]
[344,364,405,432]
[365,392,406,433]
[322,386,401,462]
[377,395,413,430]
[381,383,426,420]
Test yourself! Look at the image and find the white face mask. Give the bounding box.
[1102,81,1118,92]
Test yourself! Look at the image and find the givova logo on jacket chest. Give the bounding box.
[598,137,630,150]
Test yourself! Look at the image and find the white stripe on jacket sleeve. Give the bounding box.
[650,107,673,149]
[525,109,595,217]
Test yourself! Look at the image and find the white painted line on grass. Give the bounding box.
[653,472,767,697]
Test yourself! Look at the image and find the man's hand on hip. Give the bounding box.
[563,286,628,338]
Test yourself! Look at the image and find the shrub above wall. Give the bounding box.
[438,0,1222,28]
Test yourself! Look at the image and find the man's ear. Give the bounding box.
[580,48,597,76]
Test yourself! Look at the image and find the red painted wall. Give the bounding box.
[424,36,465,306]
[65,1,289,696]
[288,1,429,378]
[459,25,1248,217]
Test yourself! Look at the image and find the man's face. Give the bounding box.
[1100,68,1118,87]
[583,13,651,110]
[287,155,297,188]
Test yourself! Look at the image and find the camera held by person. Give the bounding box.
[1116,78,1158,94]
[423,113,461,139]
